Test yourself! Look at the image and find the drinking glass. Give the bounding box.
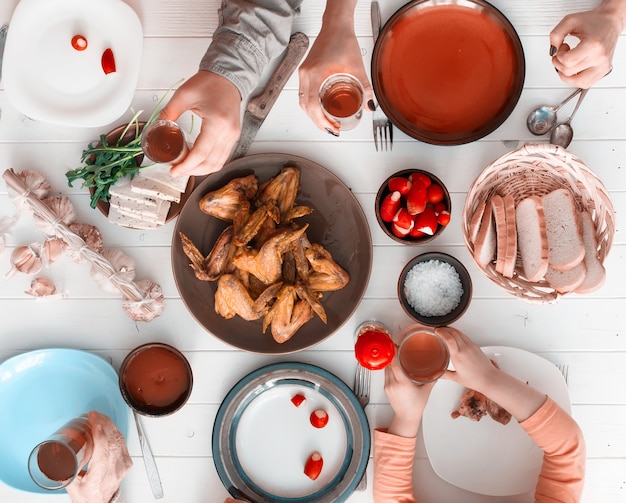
[397,325,450,384]
[28,414,93,490]
[319,73,365,131]
[141,119,189,164]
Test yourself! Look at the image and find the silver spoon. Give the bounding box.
[526,87,583,136]
[550,88,589,148]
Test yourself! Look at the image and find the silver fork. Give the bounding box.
[353,363,371,490]
[556,363,569,385]
[371,1,393,152]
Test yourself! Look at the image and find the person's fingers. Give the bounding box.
[549,15,579,54]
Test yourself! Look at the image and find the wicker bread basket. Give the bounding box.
[463,143,615,303]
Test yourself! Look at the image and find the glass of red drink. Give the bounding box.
[319,73,365,131]
[140,119,189,164]
[397,324,450,384]
[27,414,93,490]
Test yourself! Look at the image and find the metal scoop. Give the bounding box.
[550,88,589,148]
[526,87,583,136]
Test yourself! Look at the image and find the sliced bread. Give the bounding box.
[502,194,517,278]
[545,262,587,293]
[574,211,606,294]
[542,188,585,271]
[491,195,507,274]
[515,196,549,282]
[469,201,487,245]
[473,201,496,267]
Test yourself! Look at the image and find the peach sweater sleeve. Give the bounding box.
[372,429,418,503]
[519,397,586,503]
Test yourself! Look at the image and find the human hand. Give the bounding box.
[158,71,242,177]
[298,8,374,135]
[550,3,625,88]
[435,327,498,392]
[384,358,435,438]
[65,411,132,503]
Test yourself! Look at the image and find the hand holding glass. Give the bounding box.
[319,73,365,131]
[28,414,93,490]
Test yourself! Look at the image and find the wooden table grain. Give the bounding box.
[0,1,624,502]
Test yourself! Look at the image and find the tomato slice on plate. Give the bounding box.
[101,48,116,74]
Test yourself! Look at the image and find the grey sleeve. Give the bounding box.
[200,0,303,100]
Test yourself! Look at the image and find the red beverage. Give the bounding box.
[141,120,188,163]
[354,321,395,370]
[29,415,93,489]
[321,84,362,118]
[398,328,449,383]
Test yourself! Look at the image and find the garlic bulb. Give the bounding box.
[25,277,57,297]
[91,248,136,293]
[8,170,51,210]
[67,223,103,263]
[42,237,68,265]
[33,195,77,235]
[122,279,164,322]
[6,243,43,278]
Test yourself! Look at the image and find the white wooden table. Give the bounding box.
[0,1,625,502]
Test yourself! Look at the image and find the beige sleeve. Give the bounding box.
[373,429,418,503]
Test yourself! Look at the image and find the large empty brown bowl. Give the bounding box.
[171,153,373,354]
[119,343,193,417]
[372,0,525,145]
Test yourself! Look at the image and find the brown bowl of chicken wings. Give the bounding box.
[172,153,373,354]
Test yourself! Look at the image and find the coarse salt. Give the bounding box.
[403,259,463,316]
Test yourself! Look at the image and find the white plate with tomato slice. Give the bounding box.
[3,0,142,127]
[213,362,370,502]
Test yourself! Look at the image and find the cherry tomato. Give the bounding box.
[304,452,324,480]
[387,176,411,195]
[433,202,447,214]
[379,191,401,223]
[408,172,431,188]
[291,393,306,407]
[406,182,427,215]
[101,48,116,74]
[310,409,329,428]
[71,35,88,51]
[437,210,451,226]
[427,184,445,204]
[354,329,395,370]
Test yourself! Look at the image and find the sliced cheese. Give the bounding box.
[107,205,162,230]
[112,196,170,223]
[109,176,158,207]
[131,172,182,203]
[140,162,190,193]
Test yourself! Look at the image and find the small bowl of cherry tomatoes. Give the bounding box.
[375,169,451,244]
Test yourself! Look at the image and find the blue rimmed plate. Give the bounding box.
[213,362,370,502]
[0,349,130,493]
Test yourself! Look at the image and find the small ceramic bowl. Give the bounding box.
[375,169,451,245]
[398,252,472,327]
[119,342,193,417]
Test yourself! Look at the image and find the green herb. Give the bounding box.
[66,82,182,208]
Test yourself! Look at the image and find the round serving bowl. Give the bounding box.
[376,169,451,244]
[119,342,193,417]
[398,252,472,327]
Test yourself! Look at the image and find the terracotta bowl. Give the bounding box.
[398,252,472,327]
[375,168,451,244]
[119,342,193,417]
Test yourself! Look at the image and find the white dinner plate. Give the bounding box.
[422,346,570,496]
[213,362,370,502]
[0,349,130,493]
[3,0,143,127]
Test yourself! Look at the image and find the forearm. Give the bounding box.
[200,0,303,99]
[472,368,547,422]
[321,0,358,32]
[597,0,626,30]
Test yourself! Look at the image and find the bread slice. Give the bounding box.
[469,201,487,245]
[502,194,517,278]
[542,188,584,270]
[545,262,586,293]
[574,211,606,294]
[491,195,507,274]
[515,196,549,282]
[473,200,496,267]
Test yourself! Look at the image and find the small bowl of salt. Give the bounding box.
[398,252,472,327]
